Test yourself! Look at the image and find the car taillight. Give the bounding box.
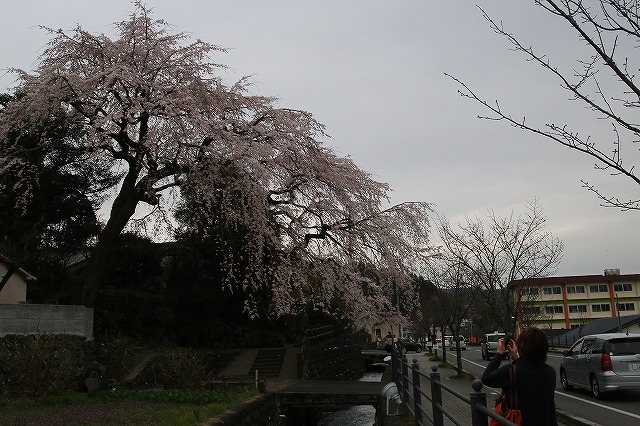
[601,353,613,372]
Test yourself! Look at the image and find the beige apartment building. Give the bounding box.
[509,269,640,330]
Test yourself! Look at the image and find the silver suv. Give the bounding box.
[560,333,640,399]
[481,331,505,360]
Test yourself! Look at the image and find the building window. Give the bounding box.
[567,285,585,294]
[568,304,587,313]
[521,287,539,296]
[545,305,563,314]
[617,302,635,312]
[591,303,610,313]
[522,306,540,315]
[613,283,632,292]
[543,286,561,295]
[589,284,608,293]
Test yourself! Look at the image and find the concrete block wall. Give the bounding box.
[0,304,94,339]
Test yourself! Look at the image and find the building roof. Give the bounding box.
[0,255,37,281]
[510,272,640,288]
[549,314,640,347]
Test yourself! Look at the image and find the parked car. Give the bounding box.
[481,331,505,360]
[399,338,423,353]
[559,333,640,399]
[449,336,467,351]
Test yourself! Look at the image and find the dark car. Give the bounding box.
[399,338,423,353]
[560,333,640,399]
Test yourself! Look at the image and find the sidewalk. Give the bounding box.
[397,352,588,426]
[405,354,474,426]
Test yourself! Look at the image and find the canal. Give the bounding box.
[317,371,382,426]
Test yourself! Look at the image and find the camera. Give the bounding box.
[504,336,513,348]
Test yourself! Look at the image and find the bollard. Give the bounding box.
[412,359,422,425]
[401,354,409,409]
[430,365,443,426]
[470,379,488,426]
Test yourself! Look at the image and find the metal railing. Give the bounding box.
[391,349,518,426]
[297,324,335,378]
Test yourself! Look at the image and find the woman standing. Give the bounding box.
[482,327,558,426]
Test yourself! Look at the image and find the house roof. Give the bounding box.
[549,314,640,347]
[0,254,37,281]
[510,273,640,288]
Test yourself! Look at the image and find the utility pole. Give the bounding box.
[615,293,622,333]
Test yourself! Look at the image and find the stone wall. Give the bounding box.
[0,304,94,339]
[202,393,280,426]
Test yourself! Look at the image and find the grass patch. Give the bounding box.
[0,387,259,426]
[449,371,475,381]
[438,361,453,369]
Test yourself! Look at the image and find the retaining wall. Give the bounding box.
[202,393,279,426]
[0,304,94,339]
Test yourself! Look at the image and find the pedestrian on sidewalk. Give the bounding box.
[482,327,557,426]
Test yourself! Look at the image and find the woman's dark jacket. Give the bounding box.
[482,353,558,426]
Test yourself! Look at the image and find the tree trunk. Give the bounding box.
[79,177,140,307]
[440,333,447,363]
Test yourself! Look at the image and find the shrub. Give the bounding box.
[152,349,212,389]
[0,334,78,396]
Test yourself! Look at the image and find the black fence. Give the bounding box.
[391,350,519,426]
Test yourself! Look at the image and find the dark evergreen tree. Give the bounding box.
[0,93,117,301]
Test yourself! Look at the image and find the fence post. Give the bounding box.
[392,348,399,385]
[470,379,488,426]
[412,359,422,425]
[401,353,410,408]
[430,364,443,426]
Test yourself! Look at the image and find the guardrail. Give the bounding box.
[298,325,335,378]
[391,349,518,426]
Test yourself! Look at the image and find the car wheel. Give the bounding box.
[560,369,573,391]
[416,347,422,353]
[591,375,602,399]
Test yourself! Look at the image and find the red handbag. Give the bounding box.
[490,364,523,426]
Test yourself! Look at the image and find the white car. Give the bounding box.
[481,331,505,360]
[449,336,467,350]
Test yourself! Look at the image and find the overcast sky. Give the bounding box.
[2,1,638,277]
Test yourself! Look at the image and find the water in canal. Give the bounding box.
[317,371,382,426]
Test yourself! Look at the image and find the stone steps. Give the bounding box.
[248,348,286,377]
